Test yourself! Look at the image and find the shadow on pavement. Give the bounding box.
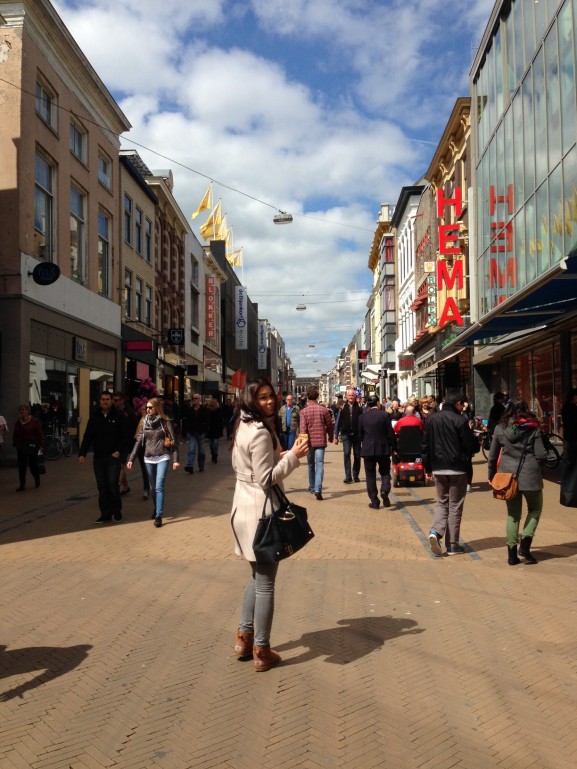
[275,615,424,666]
[0,643,92,701]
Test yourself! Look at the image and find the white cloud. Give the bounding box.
[52,0,496,377]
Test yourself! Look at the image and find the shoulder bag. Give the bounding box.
[252,479,314,564]
[162,420,175,449]
[490,435,529,501]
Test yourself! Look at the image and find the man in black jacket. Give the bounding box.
[334,386,362,483]
[359,395,396,508]
[78,391,131,523]
[183,394,210,473]
[421,389,477,556]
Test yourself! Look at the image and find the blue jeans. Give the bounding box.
[93,455,122,519]
[341,433,361,480]
[145,459,169,518]
[307,447,325,493]
[187,433,205,470]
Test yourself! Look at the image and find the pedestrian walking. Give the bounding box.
[230,377,308,671]
[487,398,547,565]
[358,394,396,508]
[422,389,477,557]
[207,396,224,463]
[299,385,334,500]
[334,386,362,484]
[112,391,138,495]
[183,393,210,473]
[127,398,179,528]
[561,387,577,463]
[0,410,8,457]
[78,391,130,523]
[13,404,44,491]
[278,393,300,450]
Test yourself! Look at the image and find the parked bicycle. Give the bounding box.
[42,426,74,460]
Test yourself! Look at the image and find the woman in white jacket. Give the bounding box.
[230,378,308,671]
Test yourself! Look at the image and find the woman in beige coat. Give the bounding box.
[231,377,308,671]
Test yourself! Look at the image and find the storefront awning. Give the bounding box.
[449,252,577,347]
[413,349,462,378]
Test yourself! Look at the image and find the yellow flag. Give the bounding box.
[216,214,228,241]
[191,185,212,219]
[226,248,243,267]
[199,201,222,241]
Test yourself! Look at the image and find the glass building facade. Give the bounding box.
[472,0,577,314]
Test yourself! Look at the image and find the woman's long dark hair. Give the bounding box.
[500,398,536,424]
[230,377,280,449]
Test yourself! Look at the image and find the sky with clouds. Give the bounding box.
[53,0,495,378]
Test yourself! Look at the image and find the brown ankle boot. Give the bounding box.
[234,629,254,659]
[253,645,281,672]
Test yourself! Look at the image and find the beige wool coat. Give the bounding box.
[231,414,300,561]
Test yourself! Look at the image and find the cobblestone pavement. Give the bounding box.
[1,441,577,769]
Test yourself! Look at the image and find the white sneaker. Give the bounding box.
[429,530,442,556]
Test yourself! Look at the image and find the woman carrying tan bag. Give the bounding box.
[487,398,547,565]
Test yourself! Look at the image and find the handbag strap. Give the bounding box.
[513,433,531,477]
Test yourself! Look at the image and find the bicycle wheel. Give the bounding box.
[481,434,491,460]
[43,435,62,460]
[542,436,561,469]
[61,433,73,457]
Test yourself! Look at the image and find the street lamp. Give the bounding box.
[296,304,306,310]
[273,211,293,224]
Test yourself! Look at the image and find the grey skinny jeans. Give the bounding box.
[239,561,279,647]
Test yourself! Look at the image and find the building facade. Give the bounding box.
[453,0,577,428]
[0,0,130,448]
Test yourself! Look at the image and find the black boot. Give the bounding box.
[519,536,537,564]
[507,545,521,565]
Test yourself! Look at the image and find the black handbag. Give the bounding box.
[252,481,314,564]
[560,459,577,507]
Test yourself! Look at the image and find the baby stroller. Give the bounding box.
[392,424,426,487]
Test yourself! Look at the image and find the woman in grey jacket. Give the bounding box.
[127,398,179,527]
[487,399,547,565]
[230,378,308,671]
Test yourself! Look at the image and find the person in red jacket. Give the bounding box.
[393,404,423,434]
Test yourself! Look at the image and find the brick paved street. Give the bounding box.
[1,441,577,769]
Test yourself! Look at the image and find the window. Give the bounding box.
[191,286,199,328]
[98,153,111,189]
[34,152,54,260]
[98,211,111,297]
[191,255,199,287]
[145,218,152,262]
[70,186,86,284]
[145,285,152,326]
[135,207,143,254]
[70,121,87,163]
[124,194,133,245]
[125,269,133,317]
[135,277,143,322]
[36,79,57,129]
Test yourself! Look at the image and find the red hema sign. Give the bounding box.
[436,188,464,328]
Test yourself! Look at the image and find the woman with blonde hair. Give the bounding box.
[127,397,179,527]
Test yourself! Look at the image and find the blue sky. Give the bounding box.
[54,0,495,378]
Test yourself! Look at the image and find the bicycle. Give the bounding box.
[42,433,63,460]
[58,429,74,457]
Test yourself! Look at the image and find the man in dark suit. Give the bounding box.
[358,395,396,509]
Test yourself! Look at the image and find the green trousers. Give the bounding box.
[505,490,543,547]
